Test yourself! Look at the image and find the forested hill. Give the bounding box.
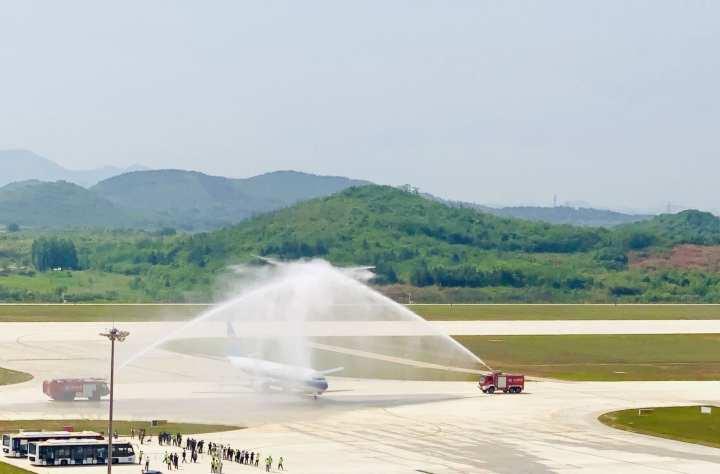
[615,210,720,246]
[209,185,609,262]
[3,185,720,303]
[134,186,720,302]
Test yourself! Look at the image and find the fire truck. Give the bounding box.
[479,372,525,394]
[43,378,109,401]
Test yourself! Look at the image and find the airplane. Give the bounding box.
[225,321,343,398]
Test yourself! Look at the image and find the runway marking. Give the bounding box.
[4,357,100,361]
[309,342,487,376]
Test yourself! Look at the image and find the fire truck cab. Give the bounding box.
[479,372,524,394]
[43,378,109,401]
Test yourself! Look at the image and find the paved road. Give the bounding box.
[2,320,720,341]
[2,322,720,473]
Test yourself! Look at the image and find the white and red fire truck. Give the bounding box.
[43,378,109,401]
[479,372,525,394]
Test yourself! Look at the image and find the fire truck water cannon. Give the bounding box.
[43,378,110,401]
[479,372,525,394]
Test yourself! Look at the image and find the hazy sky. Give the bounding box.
[1,1,718,212]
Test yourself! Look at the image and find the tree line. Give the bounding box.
[31,237,79,271]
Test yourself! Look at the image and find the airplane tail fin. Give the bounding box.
[227,321,237,338]
[226,321,262,359]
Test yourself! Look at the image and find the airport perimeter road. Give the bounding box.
[3,320,720,342]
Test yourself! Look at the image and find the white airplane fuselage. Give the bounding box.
[228,356,329,395]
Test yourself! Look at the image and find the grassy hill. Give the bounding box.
[0,180,143,229]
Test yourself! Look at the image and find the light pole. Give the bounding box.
[100,328,129,474]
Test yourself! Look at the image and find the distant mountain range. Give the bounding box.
[0,149,147,187]
[91,169,371,230]
[0,149,652,230]
[428,195,652,228]
[484,205,651,227]
[0,169,370,230]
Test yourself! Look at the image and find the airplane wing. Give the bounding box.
[318,367,344,376]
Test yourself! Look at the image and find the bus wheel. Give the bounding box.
[487,386,495,394]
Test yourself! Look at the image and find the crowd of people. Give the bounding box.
[131,429,285,472]
[198,439,285,473]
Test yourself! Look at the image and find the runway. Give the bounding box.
[1,321,720,473]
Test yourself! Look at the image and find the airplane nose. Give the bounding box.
[312,380,328,391]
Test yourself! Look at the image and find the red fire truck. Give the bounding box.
[479,372,525,394]
[43,378,109,401]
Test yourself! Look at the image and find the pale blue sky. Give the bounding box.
[1,1,718,212]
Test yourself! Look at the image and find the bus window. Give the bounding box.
[2,434,10,447]
[39,446,54,462]
[96,446,107,460]
[114,445,133,457]
[57,446,71,459]
[71,445,85,461]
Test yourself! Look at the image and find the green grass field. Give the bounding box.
[455,334,720,381]
[0,270,149,301]
[599,406,720,448]
[0,368,32,386]
[0,420,240,436]
[165,334,720,382]
[0,461,33,474]
[1,303,720,322]
[412,304,720,321]
[0,304,208,322]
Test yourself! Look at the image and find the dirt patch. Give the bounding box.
[630,244,720,271]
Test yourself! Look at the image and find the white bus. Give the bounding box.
[28,439,136,466]
[2,431,103,458]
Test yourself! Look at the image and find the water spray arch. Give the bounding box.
[122,259,490,382]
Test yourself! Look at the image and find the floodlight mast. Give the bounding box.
[100,328,129,474]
